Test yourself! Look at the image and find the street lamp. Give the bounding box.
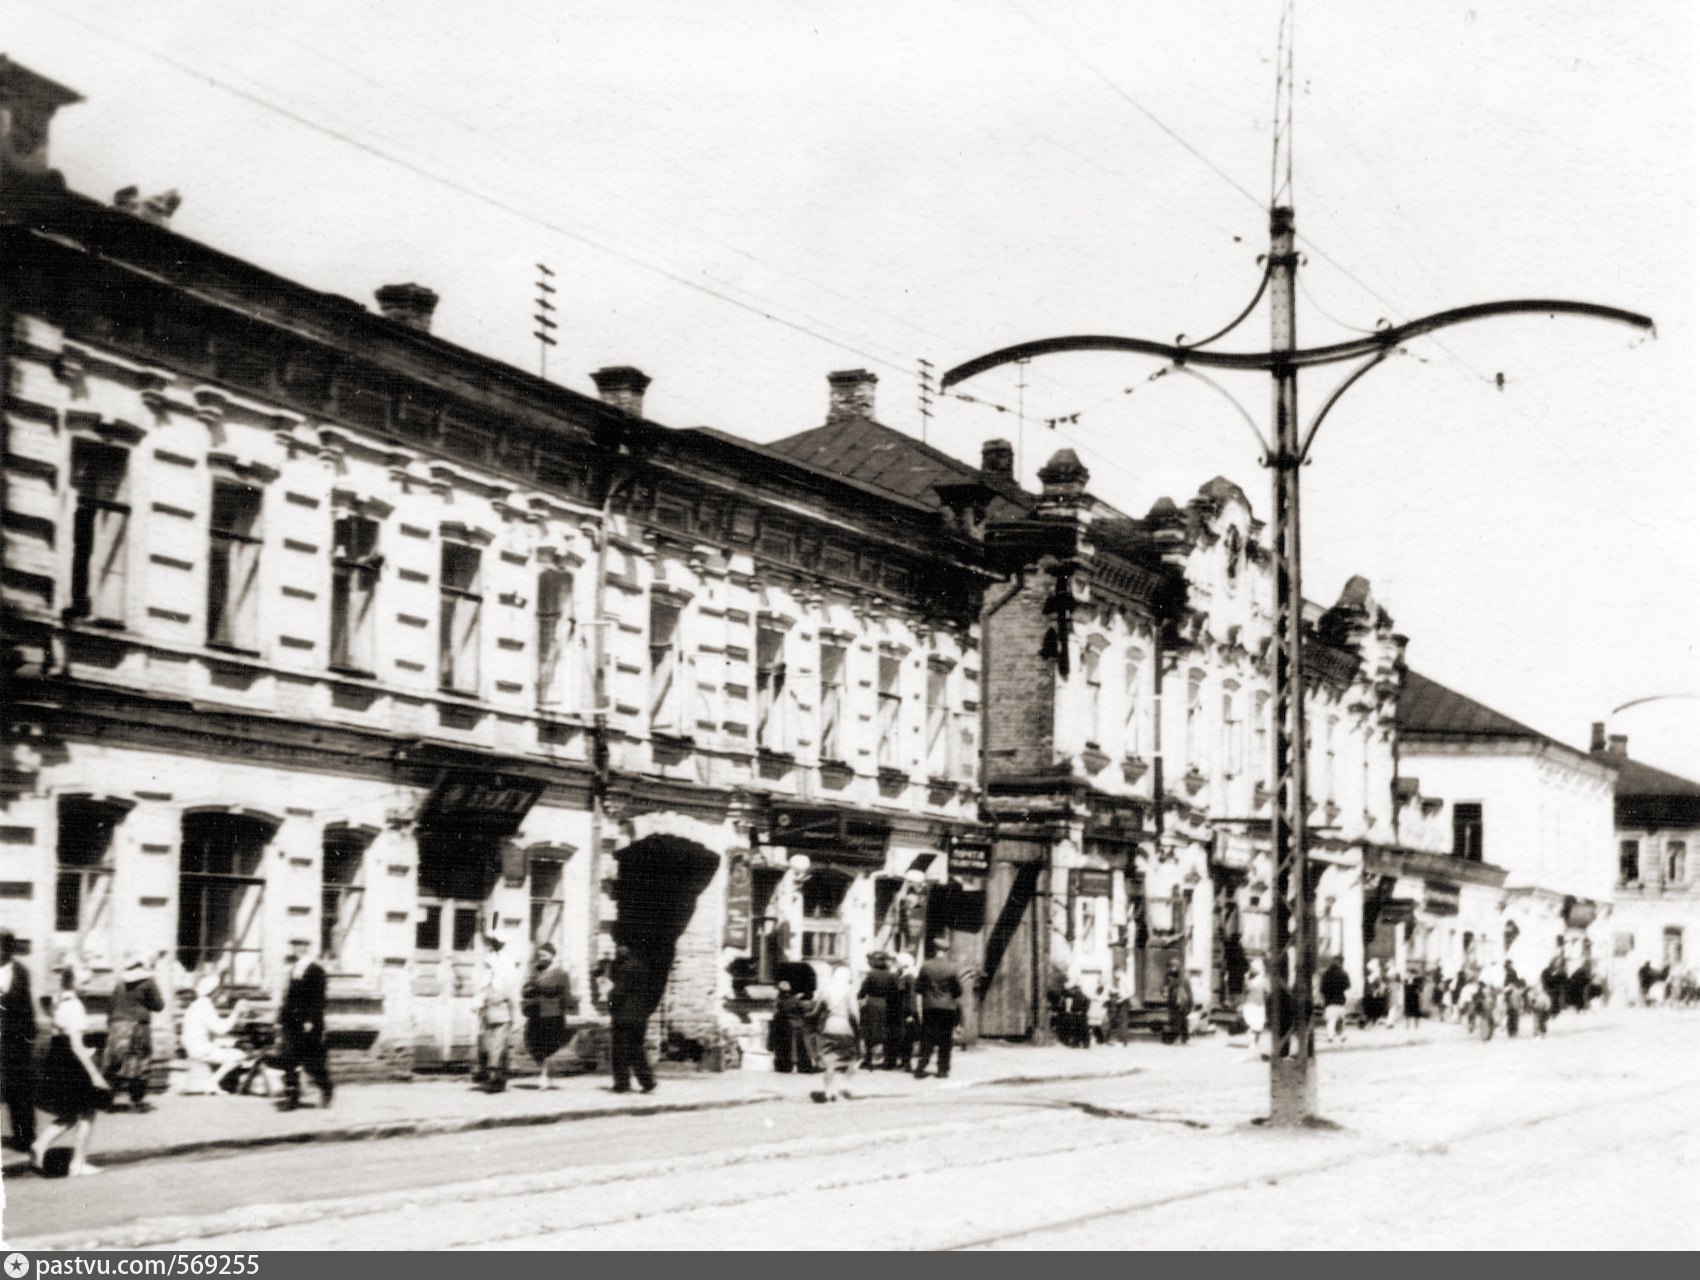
[942,208,1650,1125]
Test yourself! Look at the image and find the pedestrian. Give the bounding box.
[912,940,963,1079]
[1528,977,1551,1036]
[769,980,809,1073]
[1,927,38,1153]
[1361,960,1388,1028]
[1243,958,1270,1056]
[274,940,333,1112]
[857,952,904,1070]
[1319,956,1350,1044]
[1088,981,1109,1046]
[1567,963,1590,1013]
[1428,964,1445,1020]
[474,934,518,1093]
[1543,954,1568,1019]
[1063,975,1091,1049]
[891,953,918,1071]
[521,942,577,1090]
[1402,968,1424,1029]
[1107,968,1132,1046]
[179,974,249,1094]
[1163,961,1193,1046]
[607,944,656,1095]
[31,958,111,1177]
[1222,933,1249,1007]
[101,957,165,1113]
[811,963,861,1103]
[1450,969,1470,1024]
[1502,960,1524,1038]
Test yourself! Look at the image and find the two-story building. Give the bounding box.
[0,61,993,1073]
[1592,727,1700,998]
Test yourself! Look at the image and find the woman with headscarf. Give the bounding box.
[857,952,903,1070]
[33,958,111,1176]
[810,962,860,1103]
[521,942,577,1090]
[102,958,164,1112]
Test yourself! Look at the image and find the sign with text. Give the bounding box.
[724,856,753,951]
[420,771,545,835]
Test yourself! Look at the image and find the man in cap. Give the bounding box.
[912,939,963,1079]
[0,928,37,1150]
[475,931,518,1092]
[104,956,166,1111]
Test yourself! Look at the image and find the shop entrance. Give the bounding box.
[611,834,720,1036]
[411,825,502,1067]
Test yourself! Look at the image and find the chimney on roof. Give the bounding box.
[981,438,1014,478]
[1607,734,1629,758]
[827,369,877,422]
[0,57,82,182]
[1590,722,1606,753]
[591,366,651,418]
[374,283,440,334]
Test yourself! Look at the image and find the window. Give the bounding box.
[927,662,952,774]
[1664,927,1685,968]
[68,440,130,624]
[178,812,271,982]
[329,515,381,672]
[819,643,847,761]
[54,798,125,944]
[756,624,789,752]
[1222,685,1243,777]
[320,829,369,968]
[1253,691,1271,787]
[536,570,576,707]
[648,597,683,734]
[1666,841,1687,885]
[1324,716,1339,803]
[1123,649,1146,757]
[439,542,483,693]
[207,481,263,650]
[1452,803,1483,862]
[1082,646,1104,747]
[1620,840,1641,885]
[878,654,903,769]
[1185,671,1205,771]
[529,858,565,949]
[415,828,497,952]
[801,870,851,960]
[750,867,786,983]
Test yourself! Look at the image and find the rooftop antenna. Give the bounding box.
[534,262,558,379]
[917,358,935,443]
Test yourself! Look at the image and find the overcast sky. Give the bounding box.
[12,0,1698,774]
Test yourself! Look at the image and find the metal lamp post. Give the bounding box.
[941,203,1651,1124]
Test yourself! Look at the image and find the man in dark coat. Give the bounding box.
[912,941,962,1079]
[1542,955,1568,1020]
[607,944,656,1094]
[103,958,165,1111]
[0,929,37,1150]
[1320,956,1351,1043]
[274,940,333,1111]
[1163,961,1194,1045]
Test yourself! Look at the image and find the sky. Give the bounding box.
[10,0,1698,774]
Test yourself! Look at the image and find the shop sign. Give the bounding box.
[1423,879,1460,917]
[419,771,545,834]
[949,837,991,877]
[1085,800,1144,848]
[724,856,753,951]
[768,804,889,865]
[1071,868,1113,898]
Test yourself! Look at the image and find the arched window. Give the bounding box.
[179,811,275,983]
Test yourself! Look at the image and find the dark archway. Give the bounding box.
[610,834,720,1020]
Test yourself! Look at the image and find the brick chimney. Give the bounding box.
[591,366,651,418]
[827,369,877,422]
[374,283,439,333]
[1590,722,1606,753]
[981,438,1014,478]
[1607,734,1629,757]
[0,57,82,182]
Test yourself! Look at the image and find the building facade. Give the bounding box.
[1593,728,1700,998]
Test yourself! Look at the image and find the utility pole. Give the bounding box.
[940,27,1651,1129]
[534,262,558,379]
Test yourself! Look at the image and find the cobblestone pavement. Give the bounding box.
[5,1006,1690,1250]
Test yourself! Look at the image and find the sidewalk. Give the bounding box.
[1,1006,1622,1174]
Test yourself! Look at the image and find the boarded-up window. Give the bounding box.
[69,440,129,624]
[439,542,483,693]
[207,482,263,650]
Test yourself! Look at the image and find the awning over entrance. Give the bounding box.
[417,770,545,836]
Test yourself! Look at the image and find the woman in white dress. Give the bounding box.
[1242,959,1271,1056]
[811,962,861,1104]
[32,960,111,1177]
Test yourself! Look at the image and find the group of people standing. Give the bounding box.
[767,945,964,1102]
[0,932,336,1177]
[471,937,582,1094]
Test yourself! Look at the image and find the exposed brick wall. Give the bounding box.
[984,575,1059,776]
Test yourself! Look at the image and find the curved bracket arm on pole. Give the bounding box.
[1297,350,1392,462]
[1161,364,1272,458]
[1177,259,1273,351]
[939,299,1654,387]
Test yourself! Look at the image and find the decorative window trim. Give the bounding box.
[439,520,495,548]
[62,410,146,446]
[330,488,396,520]
[206,453,280,485]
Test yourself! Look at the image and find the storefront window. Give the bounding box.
[801,870,851,959]
[416,828,498,953]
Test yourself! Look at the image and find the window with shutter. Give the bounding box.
[756,623,788,751]
[439,542,483,693]
[819,642,847,761]
[330,514,381,673]
[536,569,576,707]
[878,655,902,769]
[649,598,683,734]
[927,663,951,775]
